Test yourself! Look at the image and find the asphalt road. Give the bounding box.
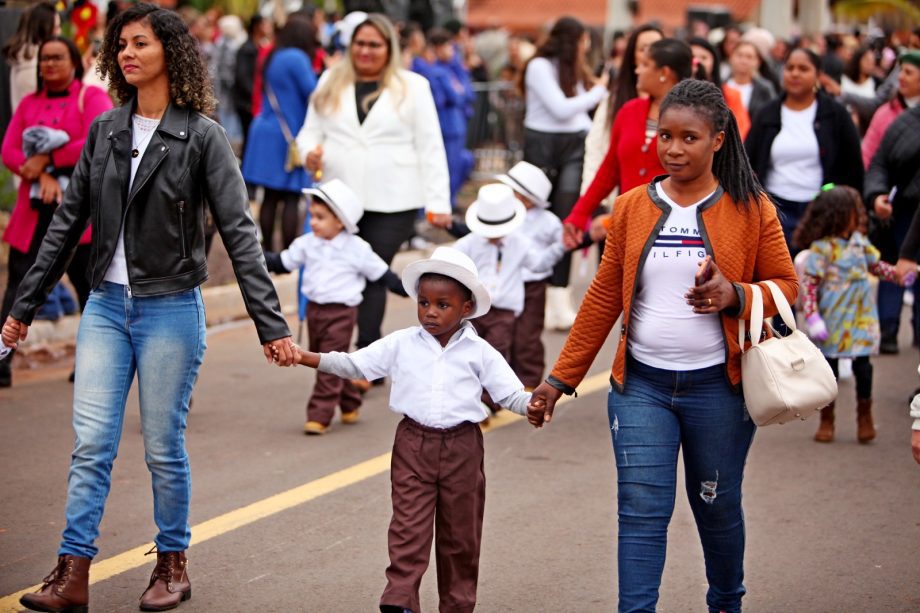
[2,249,920,612]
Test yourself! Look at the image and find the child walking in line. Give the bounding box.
[264,179,407,435]
[454,183,562,409]
[794,184,913,443]
[497,161,564,390]
[280,247,532,613]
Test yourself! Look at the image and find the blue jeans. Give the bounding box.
[60,282,206,559]
[609,356,756,613]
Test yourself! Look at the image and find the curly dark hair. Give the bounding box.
[97,3,215,114]
[793,185,866,249]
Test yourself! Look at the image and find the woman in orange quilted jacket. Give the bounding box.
[528,80,798,613]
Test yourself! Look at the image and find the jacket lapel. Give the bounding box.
[127,103,189,205]
[108,104,133,205]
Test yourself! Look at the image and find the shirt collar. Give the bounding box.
[315,231,349,249]
[417,320,477,349]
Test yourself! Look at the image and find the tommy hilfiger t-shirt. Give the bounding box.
[628,183,725,370]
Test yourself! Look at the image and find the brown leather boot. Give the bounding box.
[20,554,90,613]
[139,551,191,611]
[814,402,835,442]
[856,398,876,443]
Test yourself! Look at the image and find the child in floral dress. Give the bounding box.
[794,185,913,443]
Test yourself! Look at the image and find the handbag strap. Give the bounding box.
[739,280,796,349]
[265,83,294,145]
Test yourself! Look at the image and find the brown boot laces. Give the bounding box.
[41,557,74,594]
[145,548,186,592]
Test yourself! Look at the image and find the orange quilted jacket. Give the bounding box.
[550,178,799,393]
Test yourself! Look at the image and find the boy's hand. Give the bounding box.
[264,336,296,366]
[805,313,829,342]
[528,382,564,428]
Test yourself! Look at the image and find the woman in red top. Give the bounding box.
[563,39,693,248]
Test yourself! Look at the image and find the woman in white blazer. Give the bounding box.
[296,13,451,358]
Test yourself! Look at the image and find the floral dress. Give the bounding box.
[802,232,895,358]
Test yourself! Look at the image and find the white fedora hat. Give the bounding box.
[497,161,552,208]
[401,247,492,319]
[464,184,527,239]
[303,179,363,234]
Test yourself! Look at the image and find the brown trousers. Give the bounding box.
[510,280,547,389]
[380,418,485,613]
[306,302,362,425]
[472,307,516,412]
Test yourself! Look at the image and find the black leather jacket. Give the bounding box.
[11,101,291,344]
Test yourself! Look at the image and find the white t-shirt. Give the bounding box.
[628,183,725,370]
[104,114,161,286]
[726,79,753,110]
[841,75,876,98]
[764,101,822,202]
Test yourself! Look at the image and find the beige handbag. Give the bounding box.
[739,280,838,426]
[265,83,303,173]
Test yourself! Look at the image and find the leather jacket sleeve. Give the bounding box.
[201,123,291,344]
[10,118,97,324]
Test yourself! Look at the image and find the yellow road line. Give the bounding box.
[0,371,610,612]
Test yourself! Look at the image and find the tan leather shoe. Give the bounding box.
[814,403,834,443]
[139,551,191,611]
[340,410,360,425]
[856,398,876,443]
[20,554,90,613]
[304,421,327,435]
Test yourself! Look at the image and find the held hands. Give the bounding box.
[1,316,29,348]
[562,223,584,250]
[427,213,452,229]
[263,336,296,366]
[895,258,918,286]
[805,313,829,342]
[684,257,738,314]
[527,382,563,428]
[912,430,920,464]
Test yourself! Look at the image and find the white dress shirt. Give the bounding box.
[523,57,606,133]
[519,208,565,282]
[280,231,388,306]
[454,232,558,315]
[319,323,528,428]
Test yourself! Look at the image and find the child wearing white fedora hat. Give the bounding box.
[264,178,407,435]
[455,183,562,408]
[497,161,566,389]
[285,246,533,613]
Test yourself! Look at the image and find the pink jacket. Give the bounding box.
[862,98,904,169]
[2,80,112,253]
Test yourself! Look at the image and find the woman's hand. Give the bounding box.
[874,194,893,221]
[684,258,739,314]
[528,382,564,427]
[38,173,62,204]
[305,144,323,173]
[2,316,29,348]
[896,258,918,286]
[263,336,296,366]
[588,215,609,242]
[562,223,584,250]
[19,154,51,181]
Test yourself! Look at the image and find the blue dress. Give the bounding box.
[804,232,882,358]
[242,48,316,192]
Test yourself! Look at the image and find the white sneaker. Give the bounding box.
[838,358,853,380]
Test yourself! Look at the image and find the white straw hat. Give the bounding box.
[303,179,363,234]
[497,161,552,208]
[464,184,527,239]
[401,247,492,319]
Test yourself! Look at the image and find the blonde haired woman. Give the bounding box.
[296,13,450,359]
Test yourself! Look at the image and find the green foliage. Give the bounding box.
[0,167,17,214]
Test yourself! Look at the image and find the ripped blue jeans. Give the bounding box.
[609,355,756,613]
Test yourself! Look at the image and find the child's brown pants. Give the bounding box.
[472,307,515,412]
[306,302,362,425]
[510,280,547,389]
[380,417,485,613]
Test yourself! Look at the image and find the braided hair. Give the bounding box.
[659,79,763,209]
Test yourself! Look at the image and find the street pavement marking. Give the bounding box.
[0,371,610,612]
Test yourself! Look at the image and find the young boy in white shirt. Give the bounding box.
[496,161,564,389]
[454,183,563,408]
[264,179,406,435]
[284,247,533,613]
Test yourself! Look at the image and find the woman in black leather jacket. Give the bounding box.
[2,6,295,612]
